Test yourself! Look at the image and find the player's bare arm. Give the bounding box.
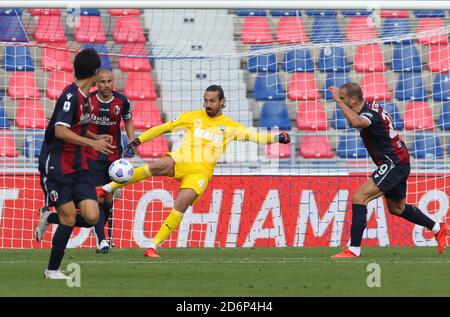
[329,86,370,129]
[55,125,115,155]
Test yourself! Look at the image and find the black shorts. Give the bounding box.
[88,159,112,186]
[40,170,96,207]
[371,161,410,200]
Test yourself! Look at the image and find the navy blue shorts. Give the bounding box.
[88,159,112,187]
[371,161,410,200]
[40,170,96,207]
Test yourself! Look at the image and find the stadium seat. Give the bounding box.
[380,10,410,18]
[403,101,435,130]
[341,10,372,16]
[7,71,40,99]
[288,72,320,101]
[131,100,163,130]
[3,46,34,71]
[380,102,404,130]
[332,105,351,129]
[0,9,22,16]
[382,19,413,44]
[30,9,60,16]
[240,16,273,44]
[136,136,169,158]
[0,132,18,157]
[235,10,267,16]
[253,73,285,101]
[346,17,378,42]
[46,71,73,100]
[113,16,146,44]
[324,73,351,100]
[305,10,337,16]
[247,45,277,73]
[108,9,141,16]
[337,134,368,158]
[124,72,157,101]
[412,133,443,158]
[271,10,301,16]
[432,74,450,101]
[310,16,343,43]
[264,142,292,158]
[275,16,308,44]
[300,136,333,158]
[119,44,151,72]
[83,44,112,70]
[283,48,314,72]
[34,15,66,43]
[416,18,448,46]
[79,8,101,16]
[0,99,10,128]
[360,73,392,102]
[41,44,73,72]
[428,45,450,73]
[15,99,47,129]
[395,72,427,101]
[317,46,350,72]
[75,16,106,43]
[438,102,450,130]
[391,44,422,72]
[354,44,386,72]
[296,101,328,131]
[259,101,291,130]
[414,10,445,18]
[23,132,45,158]
[0,15,28,42]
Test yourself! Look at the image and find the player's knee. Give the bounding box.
[59,214,76,227]
[352,193,367,205]
[388,207,403,216]
[83,213,99,225]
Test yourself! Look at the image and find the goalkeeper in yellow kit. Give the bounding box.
[96,85,291,257]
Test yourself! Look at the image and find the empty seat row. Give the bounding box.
[236,10,445,18]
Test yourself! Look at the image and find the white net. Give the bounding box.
[0,7,449,249]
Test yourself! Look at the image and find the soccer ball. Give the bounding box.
[108,159,134,184]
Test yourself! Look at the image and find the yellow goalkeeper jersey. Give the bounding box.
[138,109,276,175]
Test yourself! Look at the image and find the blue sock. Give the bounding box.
[399,204,435,230]
[47,224,73,270]
[350,204,367,247]
[46,213,92,228]
[94,203,106,242]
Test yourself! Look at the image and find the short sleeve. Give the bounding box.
[122,98,132,120]
[54,92,78,128]
[359,109,378,126]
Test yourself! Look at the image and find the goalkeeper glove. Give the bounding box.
[277,132,291,144]
[123,138,141,158]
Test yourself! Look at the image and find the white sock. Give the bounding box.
[432,222,441,234]
[148,241,157,249]
[348,246,361,256]
[103,184,113,193]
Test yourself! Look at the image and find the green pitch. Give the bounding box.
[0,247,449,297]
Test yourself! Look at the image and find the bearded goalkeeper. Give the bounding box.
[96,85,290,257]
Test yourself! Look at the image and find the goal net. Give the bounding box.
[0,4,449,249]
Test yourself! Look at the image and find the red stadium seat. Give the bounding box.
[113,16,145,44]
[137,136,169,158]
[428,45,450,72]
[296,101,328,131]
[404,101,435,131]
[15,99,47,129]
[119,44,152,72]
[46,71,74,100]
[346,17,378,42]
[41,44,73,72]
[264,143,291,158]
[241,16,273,44]
[75,16,106,43]
[124,72,157,101]
[108,9,141,16]
[380,10,410,18]
[7,71,40,99]
[300,136,334,158]
[360,73,392,102]
[30,9,60,16]
[275,16,308,44]
[354,44,386,72]
[34,16,66,43]
[130,100,163,130]
[417,18,448,46]
[288,73,320,101]
[0,133,18,158]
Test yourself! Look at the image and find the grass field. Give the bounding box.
[0,247,449,297]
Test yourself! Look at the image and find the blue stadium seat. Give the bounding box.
[23,132,45,158]
[317,47,349,72]
[83,44,112,70]
[311,17,343,43]
[0,15,28,42]
[412,134,443,159]
[3,46,34,71]
[259,101,291,130]
[283,48,314,72]
[0,9,22,16]
[395,72,427,101]
[432,74,450,101]
[0,99,10,128]
[438,102,450,130]
[332,105,351,129]
[337,134,369,158]
[271,10,301,16]
[382,19,413,44]
[414,10,445,18]
[380,102,404,130]
[248,45,277,73]
[391,44,422,72]
[253,74,285,101]
[235,10,266,16]
[324,73,351,100]
[80,8,101,16]
[306,10,337,16]
[341,10,372,16]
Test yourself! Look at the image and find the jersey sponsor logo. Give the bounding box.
[49,190,59,202]
[90,113,116,126]
[194,128,224,144]
[63,101,71,112]
[78,113,91,125]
